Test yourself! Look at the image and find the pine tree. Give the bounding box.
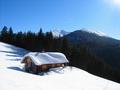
[8,27,14,44]
[37,28,44,51]
[44,32,53,51]
[61,38,69,56]
[0,26,8,42]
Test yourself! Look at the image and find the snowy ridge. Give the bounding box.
[81,29,107,36]
[0,42,120,90]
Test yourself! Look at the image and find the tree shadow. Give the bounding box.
[0,44,28,61]
[7,66,24,72]
[7,58,21,61]
[7,66,39,76]
[4,45,28,56]
[6,54,22,57]
[0,50,25,61]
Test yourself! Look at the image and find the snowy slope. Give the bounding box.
[0,42,120,90]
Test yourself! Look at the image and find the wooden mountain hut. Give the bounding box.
[21,52,69,74]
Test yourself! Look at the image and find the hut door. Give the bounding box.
[31,62,38,74]
[25,62,32,72]
[27,61,32,72]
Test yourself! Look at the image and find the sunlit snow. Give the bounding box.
[0,42,120,90]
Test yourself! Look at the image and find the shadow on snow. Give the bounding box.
[0,44,28,61]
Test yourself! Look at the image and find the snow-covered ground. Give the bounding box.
[0,42,120,90]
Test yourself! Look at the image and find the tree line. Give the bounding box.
[0,26,120,83]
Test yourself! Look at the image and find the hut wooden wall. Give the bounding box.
[37,63,65,72]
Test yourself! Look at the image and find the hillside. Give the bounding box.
[0,42,120,90]
[64,30,120,70]
[64,30,120,45]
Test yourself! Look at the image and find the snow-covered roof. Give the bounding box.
[21,52,69,65]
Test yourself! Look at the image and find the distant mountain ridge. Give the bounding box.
[79,29,107,36]
[64,30,120,70]
[64,30,120,46]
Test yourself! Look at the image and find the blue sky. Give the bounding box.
[0,0,120,39]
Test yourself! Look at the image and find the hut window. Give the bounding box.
[52,64,55,67]
[42,65,47,70]
[56,64,60,67]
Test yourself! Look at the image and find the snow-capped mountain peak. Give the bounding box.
[52,30,69,37]
[81,29,107,36]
